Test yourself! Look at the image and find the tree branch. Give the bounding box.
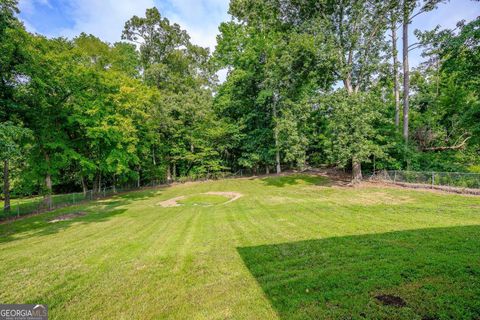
[423,136,471,151]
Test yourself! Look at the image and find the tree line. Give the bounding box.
[1,0,479,212]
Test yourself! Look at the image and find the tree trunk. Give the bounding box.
[166,163,172,183]
[343,76,353,94]
[344,82,362,181]
[402,3,410,142]
[98,173,102,196]
[352,160,362,182]
[266,165,270,175]
[44,173,52,209]
[43,153,52,209]
[137,170,140,188]
[3,160,10,213]
[92,174,98,194]
[172,163,176,181]
[275,147,281,174]
[81,176,87,197]
[391,16,400,128]
[273,93,281,174]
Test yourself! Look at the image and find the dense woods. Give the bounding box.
[1,0,479,207]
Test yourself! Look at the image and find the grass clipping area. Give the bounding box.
[0,174,479,319]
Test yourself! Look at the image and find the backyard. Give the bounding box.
[0,174,479,319]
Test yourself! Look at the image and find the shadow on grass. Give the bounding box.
[0,189,163,244]
[237,225,480,320]
[261,174,330,188]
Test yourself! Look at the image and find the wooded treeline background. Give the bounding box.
[1,0,479,210]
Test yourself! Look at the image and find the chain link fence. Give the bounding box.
[0,178,176,221]
[6,169,477,221]
[371,170,480,190]
[2,187,125,221]
[0,173,242,221]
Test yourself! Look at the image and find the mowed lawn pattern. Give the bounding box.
[0,174,479,319]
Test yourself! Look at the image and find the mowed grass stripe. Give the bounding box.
[1,174,479,319]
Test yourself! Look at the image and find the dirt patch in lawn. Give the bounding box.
[203,192,242,204]
[338,191,413,206]
[49,211,87,223]
[375,294,406,307]
[158,192,242,207]
[158,196,186,207]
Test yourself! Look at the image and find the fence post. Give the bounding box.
[432,172,435,188]
[393,170,397,183]
[73,193,75,204]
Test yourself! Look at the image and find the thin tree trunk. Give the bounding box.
[98,173,102,195]
[3,160,10,213]
[45,173,52,209]
[345,81,362,181]
[44,153,52,209]
[352,161,362,182]
[391,16,400,128]
[92,174,98,194]
[273,93,281,174]
[172,163,176,181]
[81,176,87,197]
[166,163,172,182]
[275,144,281,174]
[266,165,270,175]
[402,3,410,142]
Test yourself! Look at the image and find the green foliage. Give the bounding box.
[2,3,479,196]
[0,122,31,161]
[321,91,387,168]
[408,17,480,171]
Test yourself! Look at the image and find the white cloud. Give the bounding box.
[56,0,156,44]
[158,0,230,51]
[19,0,229,51]
[19,0,230,82]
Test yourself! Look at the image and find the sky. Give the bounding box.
[18,0,230,50]
[18,0,480,76]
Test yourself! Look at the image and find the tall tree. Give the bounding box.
[390,11,401,128]
[123,7,221,180]
[0,122,31,213]
[401,0,447,143]
[314,0,393,180]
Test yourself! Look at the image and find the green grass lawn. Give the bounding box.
[0,195,42,207]
[0,193,88,219]
[0,174,479,319]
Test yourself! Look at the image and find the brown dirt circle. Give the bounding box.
[49,211,87,223]
[158,192,243,207]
